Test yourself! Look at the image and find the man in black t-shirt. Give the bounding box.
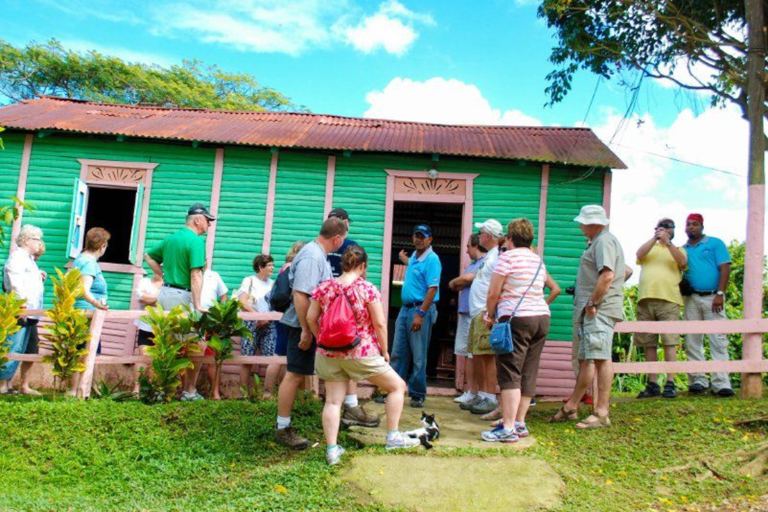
[326,208,358,278]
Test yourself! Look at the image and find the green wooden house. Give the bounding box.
[0,97,625,395]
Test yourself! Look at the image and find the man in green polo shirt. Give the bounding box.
[144,203,215,401]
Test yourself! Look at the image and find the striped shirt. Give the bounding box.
[493,248,550,318]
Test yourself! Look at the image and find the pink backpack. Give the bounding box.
[317,285,361,352]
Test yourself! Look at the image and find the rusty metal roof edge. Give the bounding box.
[0,123,626,169]
[31,95,599,133]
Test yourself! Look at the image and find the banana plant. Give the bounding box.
[190,298,252,398]
[41,269,90,391]
[0,292,25,373]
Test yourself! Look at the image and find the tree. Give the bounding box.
[538,0,767,141]
[0,39,303,112]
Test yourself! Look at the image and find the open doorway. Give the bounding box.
[387,201,464,387]
[83,186,136,264]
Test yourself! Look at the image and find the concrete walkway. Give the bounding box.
[348,395,536,450]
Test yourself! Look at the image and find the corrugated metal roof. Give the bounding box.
[0,97,626,168]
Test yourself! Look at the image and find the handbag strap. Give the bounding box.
[501,257,544,323]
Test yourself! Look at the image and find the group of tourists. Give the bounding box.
[1,199,736,464]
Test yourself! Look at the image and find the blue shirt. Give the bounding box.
[683,236,731,292]
[73,253,108,310]
[458,256,485,314]
[401,247,442,304]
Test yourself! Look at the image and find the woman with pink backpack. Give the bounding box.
[307,245,420,465]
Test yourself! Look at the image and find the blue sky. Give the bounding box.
[1,0,763,275]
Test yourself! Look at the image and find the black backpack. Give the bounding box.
[269,269,293,313]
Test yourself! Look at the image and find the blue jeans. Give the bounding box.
[391,304,437,400]
[0,325,31,381]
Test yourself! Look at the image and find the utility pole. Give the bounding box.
[741,0,766,398]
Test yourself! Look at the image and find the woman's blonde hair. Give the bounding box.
[285,241,306,263]
[506,218,535,248]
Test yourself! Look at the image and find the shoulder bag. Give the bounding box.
[488,258,544,355]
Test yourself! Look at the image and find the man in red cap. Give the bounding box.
[681,213,734,397]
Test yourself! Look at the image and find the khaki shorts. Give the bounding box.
[577,311,618,361]
[468,312,494,356]
[315,354,391,382]
[634,299,681,348]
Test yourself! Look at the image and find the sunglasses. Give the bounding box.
[657,222,675,229]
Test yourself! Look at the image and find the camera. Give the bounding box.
[565,286,575,296]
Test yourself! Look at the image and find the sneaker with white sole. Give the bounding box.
[453,391,476,404]
[481,424,519,443]
[514,422,530,438]
[326,445,346,465]
[180,391,204,402]
[385,431,421,450]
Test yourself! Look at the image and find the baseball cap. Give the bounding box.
[413,224,433,237]
[188,203,216,221]
[328,208,351,222]
[474,219,503,237]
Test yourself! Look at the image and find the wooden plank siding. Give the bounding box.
[543,166,605,341]
[0,133,26,248]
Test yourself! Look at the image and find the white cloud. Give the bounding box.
[148,0,433,56]
[151,0,345,56]
[363,77,765,285]
[364,77,543,125]
[60,39,175,67]
[337,0,434,55]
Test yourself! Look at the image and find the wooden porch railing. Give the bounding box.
[7,312,768,399]
[7,309,287,399]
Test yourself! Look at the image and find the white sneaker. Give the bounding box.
[326,445,346,465]
[180,391,205,402]
[386,431,421,450]
[454,391,476,404]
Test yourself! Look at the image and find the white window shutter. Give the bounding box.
[129,182,145,265]
[67,178,89,259]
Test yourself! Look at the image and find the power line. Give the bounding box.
[609,141,747,177]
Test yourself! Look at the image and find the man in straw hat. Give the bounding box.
[550,205,626,429]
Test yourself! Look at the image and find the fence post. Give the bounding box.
[79,309,106,399]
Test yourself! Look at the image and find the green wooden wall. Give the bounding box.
[20,135,214,309]
[3,130,606,342]
[0,133,25,249]
[212,147,272,290]
[543,167,606,340]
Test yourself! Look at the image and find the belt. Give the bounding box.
[693,290,717,296]
[163,283,191,292]
[402,302,437,308]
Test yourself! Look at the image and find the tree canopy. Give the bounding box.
[0,39,302,112]
[538,0,766,137]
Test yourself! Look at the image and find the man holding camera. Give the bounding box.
[634,218,687,399]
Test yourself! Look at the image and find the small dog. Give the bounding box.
[405,412,440,449]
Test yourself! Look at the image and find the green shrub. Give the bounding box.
[0,292,25,372]
[190,298,251,395]
[139,305,199,403]
[41,268,90,391]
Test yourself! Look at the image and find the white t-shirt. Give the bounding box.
[135,277,162,331]
[201,270,228,311]
[236,275,274,312]
[469,246,500,318]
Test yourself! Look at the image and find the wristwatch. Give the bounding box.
[715,291,724,297]
[416,309,427,317]
[586,299,597,308]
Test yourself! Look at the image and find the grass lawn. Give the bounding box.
[1,392,766,511]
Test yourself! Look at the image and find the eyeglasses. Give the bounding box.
[30,238,42,242]
[657,222,675,229]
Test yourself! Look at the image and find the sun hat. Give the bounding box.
[573,205,609,226]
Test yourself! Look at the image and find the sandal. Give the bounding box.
[575,413,611,430]
[549,405,578,423]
